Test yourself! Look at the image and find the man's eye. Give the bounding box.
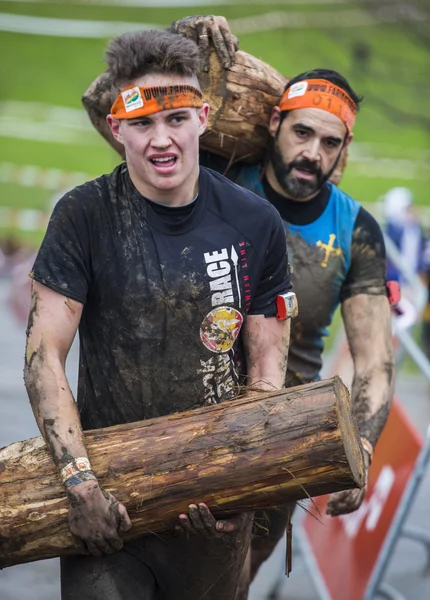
[325,140,338,149]
[133,120,150,127]
[296,130,307,138]
[170,115,185,124]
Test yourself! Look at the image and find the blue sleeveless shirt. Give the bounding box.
[233,164,361,385]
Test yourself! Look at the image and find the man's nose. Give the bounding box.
[301,139,321,163]
[150,123,172,149]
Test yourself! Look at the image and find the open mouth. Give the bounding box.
[150,156,177,168]
[294,166,316,179]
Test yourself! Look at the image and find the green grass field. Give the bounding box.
[1,0,429,247]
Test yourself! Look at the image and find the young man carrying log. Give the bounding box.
[23,30,293,600]
[81,15,395,598]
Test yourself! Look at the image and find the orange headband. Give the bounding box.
[111,84,204,119]
[279,79,357,132]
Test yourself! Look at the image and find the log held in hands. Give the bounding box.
[0,376,364,568]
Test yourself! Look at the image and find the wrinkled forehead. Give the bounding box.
[282,107,348,138]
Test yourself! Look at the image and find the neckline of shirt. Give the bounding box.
[127,167,209,235]
[262,177,332,226]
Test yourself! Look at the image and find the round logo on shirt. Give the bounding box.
[200,306,243,354]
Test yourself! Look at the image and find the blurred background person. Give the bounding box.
[383,186,427,285]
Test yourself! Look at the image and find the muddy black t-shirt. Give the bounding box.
[32,165,291,429]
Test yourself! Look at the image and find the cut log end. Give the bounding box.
[332,375,365,488]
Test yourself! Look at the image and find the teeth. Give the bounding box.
[152,157,174,163]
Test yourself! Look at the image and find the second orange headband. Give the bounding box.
[111,84,204,119]
[279,79,357,132]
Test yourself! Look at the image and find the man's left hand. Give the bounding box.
[169,16,238,72]
[177,503,251,538]
[326,450,371,517]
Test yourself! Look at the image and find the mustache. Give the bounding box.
[290,159,322,178]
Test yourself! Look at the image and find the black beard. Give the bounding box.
[269,137,341,200]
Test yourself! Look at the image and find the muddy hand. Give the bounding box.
[326,449,370,517]
[177,503,250,538]
[67,480,132,556]
[169,15,238,72]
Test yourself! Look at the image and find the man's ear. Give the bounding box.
[268,106,282,139]
[197,103,210,136]
[106,114,123,145]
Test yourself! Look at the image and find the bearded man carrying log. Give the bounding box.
[82,15,395,598]
[23,28,294,600]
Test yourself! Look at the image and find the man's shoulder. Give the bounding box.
[329,182,360,209]
[329,184,383,236]
[53,166,122,216]
[202,166,276,219]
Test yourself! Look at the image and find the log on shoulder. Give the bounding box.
[198,49,287,164]
[199,49,348,182]
[0,376,364,568]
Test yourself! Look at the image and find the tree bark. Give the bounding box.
[0,376,364,568]
[198,49,287,164]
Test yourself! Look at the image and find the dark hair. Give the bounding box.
[105,30,201,93]
[280,68,363,126]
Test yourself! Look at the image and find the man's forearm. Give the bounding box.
[24,351,89,472]
[342,294,395,452]
[351,359,395,448]
[244,316,290,392]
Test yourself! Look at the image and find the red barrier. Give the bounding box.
[299,338,423,599]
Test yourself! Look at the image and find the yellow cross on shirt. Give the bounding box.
[316,234,342,268]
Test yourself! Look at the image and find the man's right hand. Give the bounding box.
[169,15,238,72]
[67,480,132,556]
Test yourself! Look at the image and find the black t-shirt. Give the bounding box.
[32,164,291,429]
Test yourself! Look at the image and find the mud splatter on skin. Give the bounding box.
[64,298,76,315]
[351,375,371,423]
[40,418,74,467]
[23,341,47,427]
[351,360,395,446]
[67,482,128,554]
[24,288,87,469]
[360,403,391,447]
[24,286,40,371]
[25,284,39,338]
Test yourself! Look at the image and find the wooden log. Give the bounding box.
[198,49,287,164]
[0,376,364,568]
